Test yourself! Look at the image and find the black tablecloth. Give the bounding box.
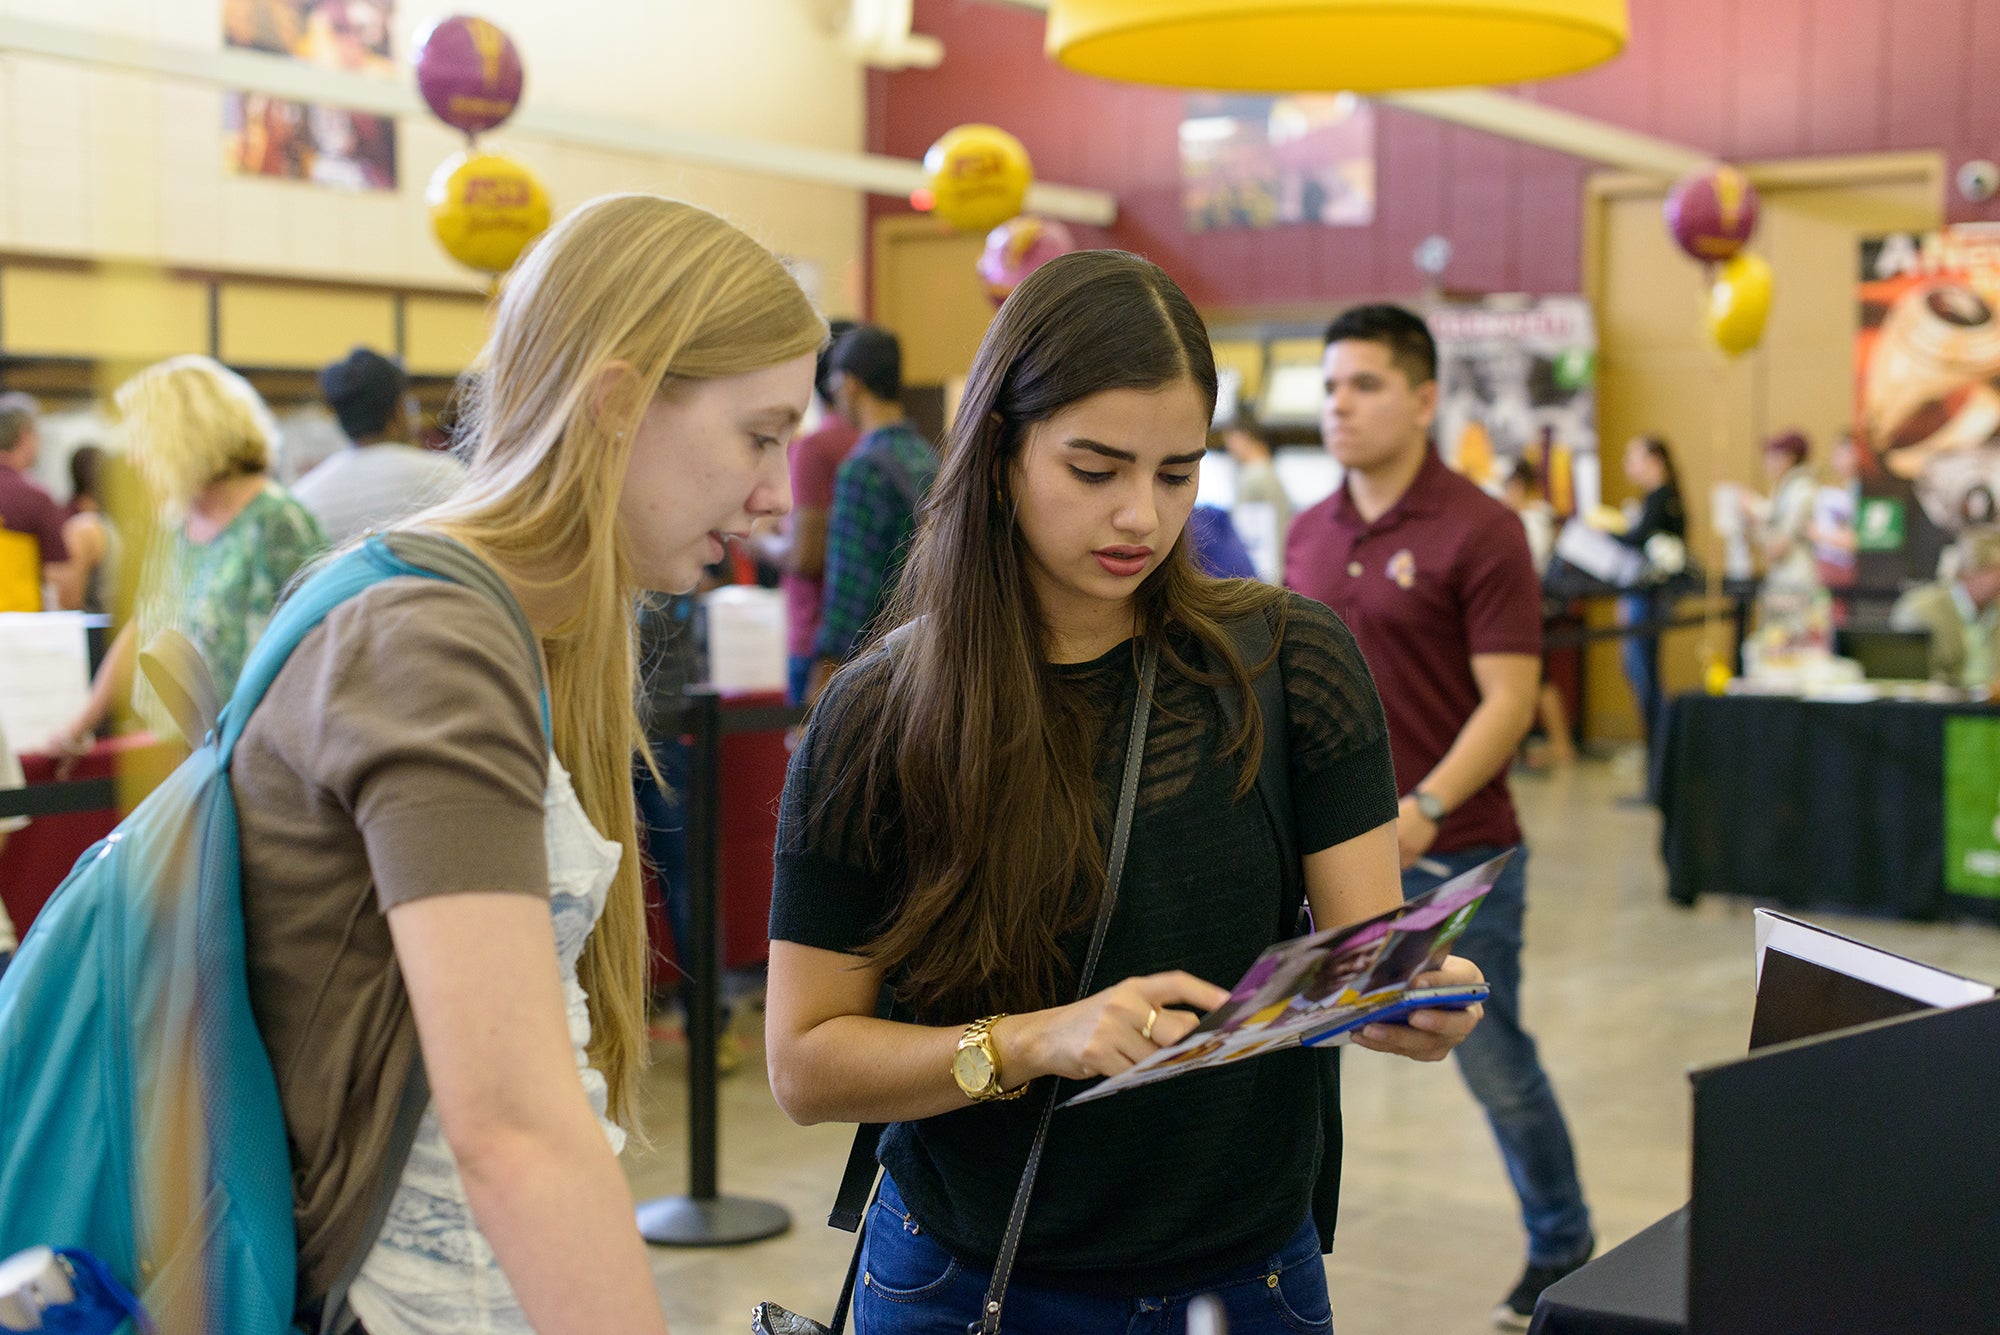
[1655,692,2000,921]
[1527,1207,1687,1335]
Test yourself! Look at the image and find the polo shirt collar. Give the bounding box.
[1327,444,1451,532]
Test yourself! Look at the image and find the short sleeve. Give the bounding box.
[1275,593,1400,854]
[258,578,550,910]
[769,651,900,954]
[32,492,68,564]
[790,427,844,512]
[1460,510,1543,658]
[265,493,327,587]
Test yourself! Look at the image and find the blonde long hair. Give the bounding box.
[115,355,277,514]
[413,193,825,1125]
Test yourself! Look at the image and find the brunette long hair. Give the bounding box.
[835,250,1285,1021]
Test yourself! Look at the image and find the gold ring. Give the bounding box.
[1141,1007,1159,1043]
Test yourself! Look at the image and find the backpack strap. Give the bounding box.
[864,431,927,514]
[1213,607,1342,1254]
[219,533,550,765]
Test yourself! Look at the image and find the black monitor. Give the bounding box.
[1833,625,1932,681]
[1748,908,1992,1048]
[1688,998,2000,1334]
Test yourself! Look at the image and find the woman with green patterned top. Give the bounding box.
[54,355,326,749]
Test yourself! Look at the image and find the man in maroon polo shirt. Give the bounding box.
[1286,305,1593,1329]
[0,392,80,610]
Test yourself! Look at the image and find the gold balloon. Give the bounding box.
[923,124,1033,233]
[1705,252,1774,357]
[427,151,551,274]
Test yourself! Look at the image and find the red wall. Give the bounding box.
[869,0,2000,312]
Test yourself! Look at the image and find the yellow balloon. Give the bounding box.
[427,151,551,274]
[923,124,1033,233]
[1705,252,1773,357]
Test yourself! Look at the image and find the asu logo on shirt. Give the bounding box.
[1386,548,1417,590]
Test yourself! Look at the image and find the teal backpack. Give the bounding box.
[0,534,545,1335]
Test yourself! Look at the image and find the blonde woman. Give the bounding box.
[228,194,822,1335]
[55,356,325,747]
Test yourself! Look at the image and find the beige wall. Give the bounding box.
[0,0,866,310]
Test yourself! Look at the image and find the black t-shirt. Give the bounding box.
[1621,484,1687,549]
[769,592,1398,1295]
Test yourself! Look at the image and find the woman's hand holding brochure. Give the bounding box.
[1060,852,1510,1106]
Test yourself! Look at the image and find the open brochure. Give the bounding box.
[1061,851,1511,1108]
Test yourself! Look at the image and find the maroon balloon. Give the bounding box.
[414,15,525,136]
[1664,164,1760,264]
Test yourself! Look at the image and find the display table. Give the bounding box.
[1654,691,2000,920]
[0,737,175,938]
[1528,1207,1686,1335]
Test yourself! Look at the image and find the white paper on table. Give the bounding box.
[0,612,92,753]
[702,585,787,693]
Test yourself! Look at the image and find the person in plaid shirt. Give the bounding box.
[808,326,938,702]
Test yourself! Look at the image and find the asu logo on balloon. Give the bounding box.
[412,15,548,275]
[428,152,551,275]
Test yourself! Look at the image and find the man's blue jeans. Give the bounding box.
[1403,844,1592,1266]
[852,1176,1331,1334]
[787,653,815,709]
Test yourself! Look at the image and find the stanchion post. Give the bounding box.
[684,685,721,1201]
[636,685,790,1247]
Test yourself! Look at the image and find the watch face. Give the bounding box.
[952,1043,995,1093]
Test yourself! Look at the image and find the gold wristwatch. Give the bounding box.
[952,1015,1028,1102]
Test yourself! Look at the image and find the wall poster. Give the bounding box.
[1428,297,1601,518]
[1856,228,2000,590]
[1178,93,1374,233]
[223,0,399,191]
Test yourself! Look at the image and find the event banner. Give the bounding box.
[1944,715,2000,899]
[1855,228,2000,589]
[223,0,399,191]
[1428,297,1600,517]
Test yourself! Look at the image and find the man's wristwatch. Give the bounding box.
[952,1015,1027,1102]
[1411,789,1447,823]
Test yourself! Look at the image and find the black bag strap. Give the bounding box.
[977,640,1158,1335]
[1211,609,1343,1253]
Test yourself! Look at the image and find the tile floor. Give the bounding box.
[620,752,2000,1334]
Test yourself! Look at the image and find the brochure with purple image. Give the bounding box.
[1060,851,1510,1108]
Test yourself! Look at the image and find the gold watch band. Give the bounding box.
[959,1014,1029,1102]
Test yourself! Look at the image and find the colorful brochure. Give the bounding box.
[1060,851,1510,1107]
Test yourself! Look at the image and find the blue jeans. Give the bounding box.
[1618,592,1662,742]
[1402,845,1592,1266]
[854,1176,1331,1335]
[787,653,815,708]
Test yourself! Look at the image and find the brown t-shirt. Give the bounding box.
[230,576,549,1307]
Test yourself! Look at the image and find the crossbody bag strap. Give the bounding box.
[976,640,1159,1335]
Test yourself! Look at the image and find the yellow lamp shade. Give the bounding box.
[427,151,552,275]
[1047,0,1628,93]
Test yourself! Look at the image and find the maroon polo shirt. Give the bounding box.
[1285,447,1541,853]
[0,460,68,563]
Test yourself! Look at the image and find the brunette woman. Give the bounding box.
[766,251,1483,1334]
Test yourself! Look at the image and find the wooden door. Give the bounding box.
[1582,152,1944,741]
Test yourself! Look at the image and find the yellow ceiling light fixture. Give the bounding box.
[1046,0,1628,93]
